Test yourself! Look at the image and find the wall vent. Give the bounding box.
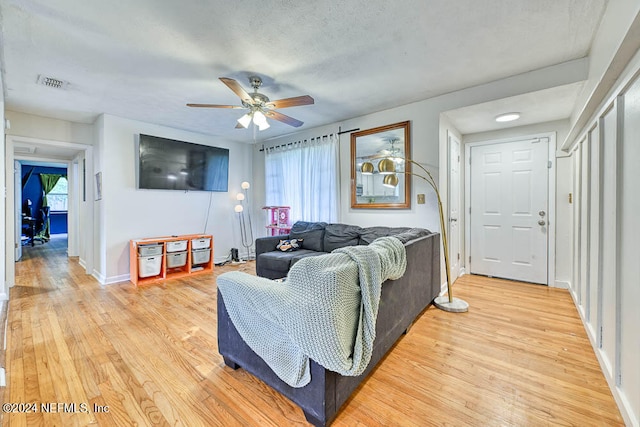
[14,144,37,154]
[36,75,68,89]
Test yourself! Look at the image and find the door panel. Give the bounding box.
[470,138,548,284]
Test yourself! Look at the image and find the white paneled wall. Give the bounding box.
[568,61,640,426]
[619,74,640,425]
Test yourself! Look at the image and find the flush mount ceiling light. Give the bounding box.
[495,112,521,122]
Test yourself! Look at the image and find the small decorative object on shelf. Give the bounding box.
[263,206,291,236]
[129,234,213,286]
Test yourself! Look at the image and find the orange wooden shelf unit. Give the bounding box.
[129,234,214,286]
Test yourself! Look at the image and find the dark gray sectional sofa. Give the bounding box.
[255,221,429,279]
[217,221,441,426]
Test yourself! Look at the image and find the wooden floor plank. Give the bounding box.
[2,235,624,426]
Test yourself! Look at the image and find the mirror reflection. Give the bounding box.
[350,121,411,209]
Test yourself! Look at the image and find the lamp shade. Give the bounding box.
[237,113,252,128]
[234,204,244,213]
[382,174,399,188]
[361,162,374,175]
[236,193,245,201]
[378,158,396,175]
[241,181,250,190]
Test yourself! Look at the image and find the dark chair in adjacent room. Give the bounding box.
[33,206,50,244]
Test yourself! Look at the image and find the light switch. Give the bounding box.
[417,194,425,204]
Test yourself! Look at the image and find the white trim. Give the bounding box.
[92,270,106,285]
[447,132,463,282]
[104,274,131,285]
[5,135,95,288]
[464,132,556,287]
[0,368,5,387]
[553,280,570,289]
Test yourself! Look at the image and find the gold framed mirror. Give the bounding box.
[350,121,411,209]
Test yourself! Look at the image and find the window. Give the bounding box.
[265,134,339,223]
[48,177,68,212]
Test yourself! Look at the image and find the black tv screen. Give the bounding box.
[138,134,229,192]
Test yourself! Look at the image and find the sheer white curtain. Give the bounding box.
[265,134,339,223]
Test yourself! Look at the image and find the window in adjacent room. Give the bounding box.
[48,177,68,212]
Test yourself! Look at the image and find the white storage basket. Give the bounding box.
[166,240,188,253]
[138,256,162,278]
[192,248,211,265]
[166,251,187,268]
[138,244,162,256]
[191,238,211,250]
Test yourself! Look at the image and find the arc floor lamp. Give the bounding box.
[382,158,469,313]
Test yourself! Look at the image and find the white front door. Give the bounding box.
[469,138,548,284]
[448,134,461,282]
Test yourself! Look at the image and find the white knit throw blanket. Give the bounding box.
[217,236,407,387]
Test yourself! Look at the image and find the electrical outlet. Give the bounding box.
[417,194,425,204]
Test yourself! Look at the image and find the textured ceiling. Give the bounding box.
[0,0,607,142]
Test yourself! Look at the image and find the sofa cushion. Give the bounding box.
[394,228,432,243]
[290,250,329,267]
[289,221,327,252]
[358,226,412,245]
[323,224,363,252]
[257,249,322,274]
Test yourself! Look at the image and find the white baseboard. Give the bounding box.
[568,281,638,426]
[0,367,5,387]
[553,280,570,289]
[92,270,106,285]
[104,274,131,285]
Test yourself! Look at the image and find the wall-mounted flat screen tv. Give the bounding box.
[138,134,229,192]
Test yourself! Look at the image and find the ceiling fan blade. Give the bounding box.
[267,95,314,109]
[186,103,244,109]
[219,77,253,103]
[266,110,304,127]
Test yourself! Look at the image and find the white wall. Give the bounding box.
[5,111,93,144]
[96,114,253,283]
[0,101,6,300]
[566,46,640,427]
[256,61,587,240]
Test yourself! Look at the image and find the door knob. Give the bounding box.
[538,220,546,226]
[539,210,546,217]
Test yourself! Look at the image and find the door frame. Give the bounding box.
[5,135,94,289]
[447,132,463,281]
[464,132,556,286]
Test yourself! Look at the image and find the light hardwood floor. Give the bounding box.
[2,236,623,426]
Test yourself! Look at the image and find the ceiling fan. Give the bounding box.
[187,76,314,130]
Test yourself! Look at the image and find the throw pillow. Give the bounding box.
[277,238,303,252]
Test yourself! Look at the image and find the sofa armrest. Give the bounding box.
[255,234,290,257]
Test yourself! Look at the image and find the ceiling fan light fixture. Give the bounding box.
[237,113,252,128]
[495,112,520,122]
[252,110,270,131]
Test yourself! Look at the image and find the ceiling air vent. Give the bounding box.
[36,75,69,89]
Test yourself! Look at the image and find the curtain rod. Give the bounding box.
[258,126,360,152]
